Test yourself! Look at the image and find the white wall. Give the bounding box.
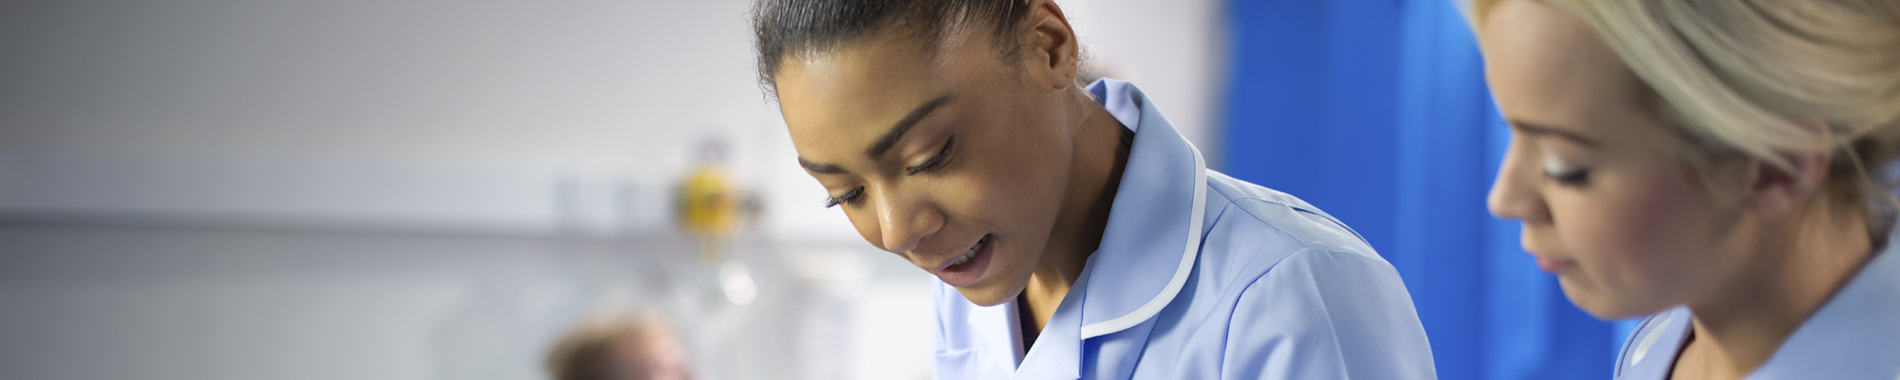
[0,0,848,241]
[0,0,1225,379]
[1066,0,1230,166]
[0,0,774,176]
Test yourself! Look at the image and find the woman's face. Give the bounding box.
[1481,0,1752,319]
[773,30,1078,306]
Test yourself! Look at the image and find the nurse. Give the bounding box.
[1475,0,1900,379]
[751,0,1435,378]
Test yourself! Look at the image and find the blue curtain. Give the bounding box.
[1222,1,1619,379]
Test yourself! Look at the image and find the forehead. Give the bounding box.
[775,36,959,161]
[1480,0,1643,125]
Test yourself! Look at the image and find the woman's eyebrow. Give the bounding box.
[795,94,953,175]
[798,157,846,174]
[865,94,954,157]
[1509,119,1602,148]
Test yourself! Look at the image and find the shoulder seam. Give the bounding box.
[1220,248,1351,377]
[1218,248,1297,364]
[1226,197,1370,247]
[1221,198,1324,252]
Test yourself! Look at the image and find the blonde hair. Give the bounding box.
[1472,0,1900,233]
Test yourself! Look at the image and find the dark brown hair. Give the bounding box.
[750,0,1031,98]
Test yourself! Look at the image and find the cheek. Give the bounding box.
[1550,170,1717,313]
[1584,180,1684,250]
[953,122,1074,231]
[941,152,1070,261]
[1560,192,1676,277]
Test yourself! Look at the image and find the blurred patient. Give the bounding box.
[1474,0,1900,378]
[546,315,695,380]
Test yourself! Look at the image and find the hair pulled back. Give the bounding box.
[751,0,1031,98]
[1472,0,1900,238]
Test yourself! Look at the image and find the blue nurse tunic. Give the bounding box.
[1613,228,1900,380]
[930,79,1438,380]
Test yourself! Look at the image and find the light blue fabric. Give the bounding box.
[930,79,1437,380]
[1613,230,1900,380]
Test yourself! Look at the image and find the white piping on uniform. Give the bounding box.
[1079,142,1208,339]
[1631,311,1675,365]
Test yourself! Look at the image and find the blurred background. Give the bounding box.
[0,0,1629,379]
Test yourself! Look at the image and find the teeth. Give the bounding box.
[948,237,985,267]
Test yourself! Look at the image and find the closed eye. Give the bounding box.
[1546,167,1590,186]
[906,136,955,175]
[823,187,864,208]
[1542,155,1591,186]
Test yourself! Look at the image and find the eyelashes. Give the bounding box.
[823,187,863,208]
[906,136,955,175]
[826,136,957,209]
[1541,155,1591,186]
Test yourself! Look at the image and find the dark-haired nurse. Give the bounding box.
[752,0,1434,379]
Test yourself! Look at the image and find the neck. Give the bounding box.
[1681,202,1874,378]
[1018,89,1132,339]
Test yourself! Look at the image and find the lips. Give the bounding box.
[1534,255,1577,273]
[928,235,993,287]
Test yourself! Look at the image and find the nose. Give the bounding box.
[1488,138,1551,224]
[872,184,944,254]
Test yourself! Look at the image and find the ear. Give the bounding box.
[1743,118,1834,217]
[1021,0,1079,90]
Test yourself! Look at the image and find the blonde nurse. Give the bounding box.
[1474,0,1900,378]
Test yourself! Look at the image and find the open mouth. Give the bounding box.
[930,234,993,287]
[943,236,985,268]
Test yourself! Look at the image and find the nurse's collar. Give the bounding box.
[797,93,955,174]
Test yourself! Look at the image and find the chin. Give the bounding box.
[952,280,1026,307]
[1559,276,1665,320]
